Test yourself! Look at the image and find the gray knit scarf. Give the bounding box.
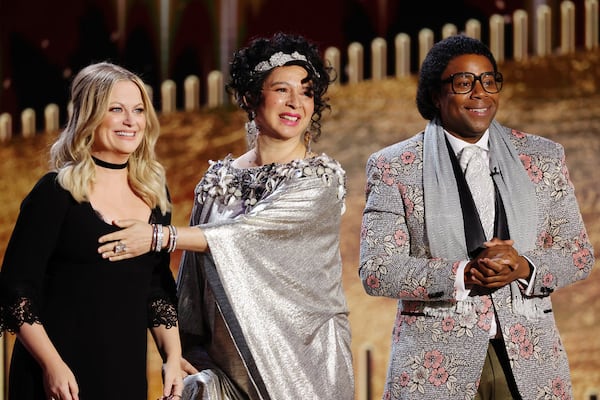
[423,118,542,318]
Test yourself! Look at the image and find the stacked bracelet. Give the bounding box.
[167,225,178,252]
[154,224,164,252]
[151,224,158,252]
[150,223,163,252]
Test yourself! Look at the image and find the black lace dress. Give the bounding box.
[0,172,178,399]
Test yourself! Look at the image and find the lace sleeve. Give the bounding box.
[1,296,42,335]
[148,297,178,329]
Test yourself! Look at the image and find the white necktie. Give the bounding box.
[459,145,495,240]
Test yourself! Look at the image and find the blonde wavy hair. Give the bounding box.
[50,62,171,215]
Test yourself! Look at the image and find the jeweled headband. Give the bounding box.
[253,51,320,77]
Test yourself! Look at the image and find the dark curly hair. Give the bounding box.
[416,35,499,121]
[226,32,335,142]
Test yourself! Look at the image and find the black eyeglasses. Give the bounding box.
[440,71,503,94]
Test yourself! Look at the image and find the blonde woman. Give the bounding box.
[0,62,184,400]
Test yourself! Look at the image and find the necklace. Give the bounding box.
[92,155,128,170]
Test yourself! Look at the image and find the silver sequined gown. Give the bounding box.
[177,154,355,400]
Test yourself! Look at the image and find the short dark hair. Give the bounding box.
[416,35,498,121]
[226,32,334,142]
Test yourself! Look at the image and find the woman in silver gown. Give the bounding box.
[98,32,355,400]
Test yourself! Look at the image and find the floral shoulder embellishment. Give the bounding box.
[195,154,346,212]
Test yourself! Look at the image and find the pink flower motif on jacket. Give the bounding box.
[504,323,542,367]
[519,153,544,183]
[376,155,395,186]
[397,183,414,217]
[519,338,534,359]
[451,260,460,276]
[542,273,554,287]
[382,170,395,186]
[511,129,526,139]
[519,153,532,169]
[360,254,388,293]
[478,295,493,313]
[535,376,572,400]
[412,286,428,300]
[365,275,380,289]
[429,366,450,386]
[560,154,573,188]
[537,231,554,248]
[475,295,494,331]
[551,377,568,398]
[424,350,443,369]
[394,229,408,246]
[376,155,388,169]
[528,165,544,183]
[399,349,462,395]
[441,316,455,332]
[397,182,424,221]
[398,371,411,387]
[477,312,493,331]
[509,323,527,343]
[573,246,592,270]
[400,151,416,165]
[519,154,548,184]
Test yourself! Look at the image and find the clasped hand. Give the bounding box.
[465,238,530,289]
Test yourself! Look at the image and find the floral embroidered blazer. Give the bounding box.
[359,127,594,400]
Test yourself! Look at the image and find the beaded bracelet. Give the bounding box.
[167,225,178,252]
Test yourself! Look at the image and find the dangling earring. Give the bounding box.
[304,131,312,154]
[245,116,259,149]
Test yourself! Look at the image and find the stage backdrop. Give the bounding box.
[1,51,599,400]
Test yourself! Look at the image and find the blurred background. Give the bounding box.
[1,0,591,131]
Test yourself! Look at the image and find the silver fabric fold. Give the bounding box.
[183,370,246,400]
[178,155,355,400]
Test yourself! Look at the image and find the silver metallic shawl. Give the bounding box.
[423,118,541,317]
[177,155,354,400]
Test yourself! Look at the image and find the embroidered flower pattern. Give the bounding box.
[361,254,392,295]
[535,376,572,400]
[503,323,543,369]
[195,154,346,213]
[390,349,465,395]
[367,130,591,399]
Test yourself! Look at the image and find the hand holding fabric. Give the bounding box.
[181,357,200,377]
[160,358,184,400]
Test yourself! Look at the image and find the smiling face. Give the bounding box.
[253,65,315,145]
[434,54,500,143]
[92,80,146,162]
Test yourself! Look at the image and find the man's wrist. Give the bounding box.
[519,256,533,280]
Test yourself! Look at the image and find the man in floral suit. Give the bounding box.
[359,35,594,399]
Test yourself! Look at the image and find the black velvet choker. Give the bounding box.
[92,156,128,170]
